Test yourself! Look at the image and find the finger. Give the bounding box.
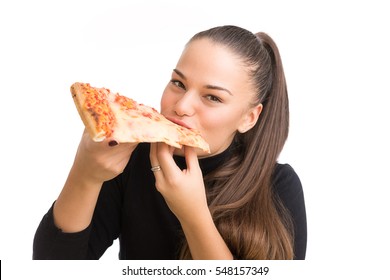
[149,142,158,166]
[149,143,165,180]
[184,146,201,173]
[156,142,181,179]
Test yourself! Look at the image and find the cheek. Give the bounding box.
[200,108,242,133]
[199,111,241,146]
[160,88,173,112]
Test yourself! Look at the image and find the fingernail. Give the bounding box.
[108,140,118,147]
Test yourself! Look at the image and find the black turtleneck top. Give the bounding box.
[33,143,307,260]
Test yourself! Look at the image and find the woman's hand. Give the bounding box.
[72,129,137,186]
[149,143,208,224]
[150,143,233,259]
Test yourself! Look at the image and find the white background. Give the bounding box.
[1,0,389,278]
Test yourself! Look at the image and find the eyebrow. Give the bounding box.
[173,69,233,96]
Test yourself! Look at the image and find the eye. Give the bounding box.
[170,79,186,90]
[205,95,222,103]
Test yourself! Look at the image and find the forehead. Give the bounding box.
[176,39,253,93]
[179,38,244,70]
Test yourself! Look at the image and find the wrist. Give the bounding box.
[68,162,105,189]
[53,167,104,233]
[179,207,233,260]
[179,206,213,230]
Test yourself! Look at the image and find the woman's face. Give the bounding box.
[160,38,262,157]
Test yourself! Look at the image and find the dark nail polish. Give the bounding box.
[108,140,118,147]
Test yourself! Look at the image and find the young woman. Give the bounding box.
[33,25,307,260]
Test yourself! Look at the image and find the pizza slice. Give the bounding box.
[71,82,210,153]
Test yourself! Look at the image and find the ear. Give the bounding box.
[238,104,263,133]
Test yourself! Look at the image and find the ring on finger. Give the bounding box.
[151,165,162,172]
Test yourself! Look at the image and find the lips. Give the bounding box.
[165,116,193,130]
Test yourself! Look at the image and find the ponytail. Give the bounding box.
[180,26,294,259]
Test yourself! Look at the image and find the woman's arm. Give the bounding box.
[179,208,233,260]
[150,143,233,259]
[53,130,136,233]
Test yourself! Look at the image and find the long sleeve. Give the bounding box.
[273,163,307,260]
[33,203,92,259]
[33,169,126,260]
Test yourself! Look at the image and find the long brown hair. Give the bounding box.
[179,26,294,259]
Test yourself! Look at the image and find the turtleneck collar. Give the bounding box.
[173,146,233,176]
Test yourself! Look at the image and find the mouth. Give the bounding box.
[165,116,193,130]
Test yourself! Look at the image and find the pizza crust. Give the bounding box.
[71,83,107,141]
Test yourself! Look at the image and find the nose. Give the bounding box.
[174,91,196,117]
